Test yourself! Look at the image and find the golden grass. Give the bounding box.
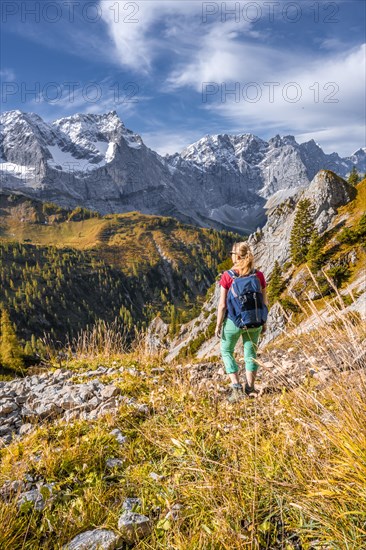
[1,293,365,549]
[337,178,366,225]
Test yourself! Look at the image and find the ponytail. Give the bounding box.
[232,242,254,276]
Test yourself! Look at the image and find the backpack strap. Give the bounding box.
[228,268,258,281]
[227,269,238,279]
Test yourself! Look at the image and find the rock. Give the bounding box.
[63,529,122,550]
[133,403,149,415]
[122,497,142,511]
[0,426,12,436]
[145,317,169,353]
[105,458,124,469]
[0,402,18,415]
[96,366,107,374]
[117,511,152,543]
[15,395,27,405]
[18,489,45,511]
[100,385,121,399]
[34,402,62,419]
[19,423,34,436]
[0,480,26,500]
[149,472,163,481]
[2,410,19,425]
[0,434,12,446]
[77,385,95,401]
[32,383,47,394]
[110,429,127,446]
[97,398,122,416]
[127,368,139,376]
[84,396,101,411]
[259,302,288,346]
[60,394,84,410]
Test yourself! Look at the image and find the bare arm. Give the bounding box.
[215,286,228,338]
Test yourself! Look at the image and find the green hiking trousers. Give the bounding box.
[220,317,262,374]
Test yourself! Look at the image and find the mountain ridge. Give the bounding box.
[1,110,365,234]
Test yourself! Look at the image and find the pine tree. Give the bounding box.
[348,166,359,186]
[306,230,324,271]
[267,260,284,306]
[290,198,316,266]
[0,308,24,371]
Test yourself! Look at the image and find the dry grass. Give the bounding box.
[65,319,130,361]
[0,294,365,549]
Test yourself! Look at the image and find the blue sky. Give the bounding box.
[1,0,365,156]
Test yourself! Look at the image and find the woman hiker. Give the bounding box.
[215,242,268,403]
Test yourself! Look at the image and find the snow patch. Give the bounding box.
[47,146,81,171]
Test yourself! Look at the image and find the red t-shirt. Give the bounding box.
[219,269,266,290]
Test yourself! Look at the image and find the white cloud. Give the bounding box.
[141,128,200,155]
[100,0,202,73]
[0,68,16,80]
[99,1,365,155]
[196,43,366,156]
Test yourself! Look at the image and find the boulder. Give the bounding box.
[63,529,122,550]
[100,385,121,399]
[117,511,152,543]
[145,316,169,353]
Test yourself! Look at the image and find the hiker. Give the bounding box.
[215,242,268,403]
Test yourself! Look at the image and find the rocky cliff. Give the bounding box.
[1,110,365,234]
[159,171,364,358]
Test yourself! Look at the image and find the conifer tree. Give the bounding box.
[306,230,324,271]
[290,198,316,265]
[348,166,359,186]
[267,260,284,306]
[0,308,24,371]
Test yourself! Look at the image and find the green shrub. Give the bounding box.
[279,297,300,313]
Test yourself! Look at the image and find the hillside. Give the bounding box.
[159,174,366,360]
[0,191,238,361]
[0,304,365,549]
[0,174,365,549]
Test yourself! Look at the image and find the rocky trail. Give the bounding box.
[2,345,364,448]
[1,346,365,549]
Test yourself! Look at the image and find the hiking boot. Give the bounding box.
[227,384,245,403]
[244,383,259,397]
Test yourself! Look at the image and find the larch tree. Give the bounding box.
[348,166,360,186]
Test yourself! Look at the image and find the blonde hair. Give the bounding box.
[232,242,255,276]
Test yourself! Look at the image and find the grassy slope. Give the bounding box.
[0,307,365,549]
[0,189,365,548]
[0,193,233,273]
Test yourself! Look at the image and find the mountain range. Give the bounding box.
[1,110,365,233]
